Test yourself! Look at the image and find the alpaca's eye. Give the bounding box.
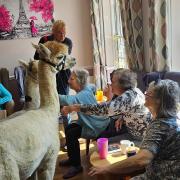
[57,55,64,60]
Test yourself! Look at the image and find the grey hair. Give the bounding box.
[149,79,180,118]
[113,68,137,90]
[73,69,89,88]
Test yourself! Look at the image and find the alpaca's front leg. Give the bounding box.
[37,170,53,180]
[27,171,38,180]
[37,153,58,180]
[37,161,56,180]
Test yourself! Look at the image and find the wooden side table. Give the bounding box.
[90,151,136,180]
[90,151,127,167]
[90,147,145,180]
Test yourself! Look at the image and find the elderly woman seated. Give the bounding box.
[59,69,110,179]
[0,83,14,117]
[88,79,180,179]
[62,68,152,144]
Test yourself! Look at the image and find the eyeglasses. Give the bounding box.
[144,91,154,98]
[55,30,65,35]
[58,32,65,35]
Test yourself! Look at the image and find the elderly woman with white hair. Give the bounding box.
[59,69,110,179]
[88,79,180,179]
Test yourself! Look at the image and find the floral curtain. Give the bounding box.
[119,0,170,72]
[119,0,144,71]
[148,0,170,72]
[90,0,107,89]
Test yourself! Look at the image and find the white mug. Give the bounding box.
[120,140,135,154]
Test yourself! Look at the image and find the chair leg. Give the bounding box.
[86,139,91,156]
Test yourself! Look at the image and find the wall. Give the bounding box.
[0,0,93,76]
[171,0,180,71]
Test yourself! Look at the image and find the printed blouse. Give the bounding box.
[133,117,180,179]
[80,88,152,140]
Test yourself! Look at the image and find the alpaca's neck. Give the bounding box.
[38,62,59,112]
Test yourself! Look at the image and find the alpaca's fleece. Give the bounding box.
[0,109,59,179]
[0,41,76,180]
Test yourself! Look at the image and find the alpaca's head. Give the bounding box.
[32,41,76,72]
[19,59,38,83]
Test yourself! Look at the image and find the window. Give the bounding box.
[100,0,127,83]
[110,0,127,69]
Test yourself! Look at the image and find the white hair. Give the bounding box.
[149,79,180,118]
[73,69,89,88]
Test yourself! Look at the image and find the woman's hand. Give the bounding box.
[115,119,124,131]
[103,84,113,101]
[61,106,71,115]
[88,166,109,176]
[61,104,81,115]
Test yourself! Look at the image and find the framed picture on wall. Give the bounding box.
[0,0,54,40]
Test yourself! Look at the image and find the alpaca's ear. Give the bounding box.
[32,43,51,59]
[19,59,29,69]
[30,58,34,62]
[39,43,51,57]
[32,43,39,50]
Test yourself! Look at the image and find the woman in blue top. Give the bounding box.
[0,83,14,116]
[59,69,110,179]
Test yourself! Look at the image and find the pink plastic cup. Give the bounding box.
[97,138,108,159]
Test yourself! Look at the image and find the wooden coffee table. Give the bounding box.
[90,151,126,167]
[90,147,139,180]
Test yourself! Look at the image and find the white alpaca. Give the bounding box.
[7,60,40,119]
[0,41,76,180]
[20,59,40,110]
